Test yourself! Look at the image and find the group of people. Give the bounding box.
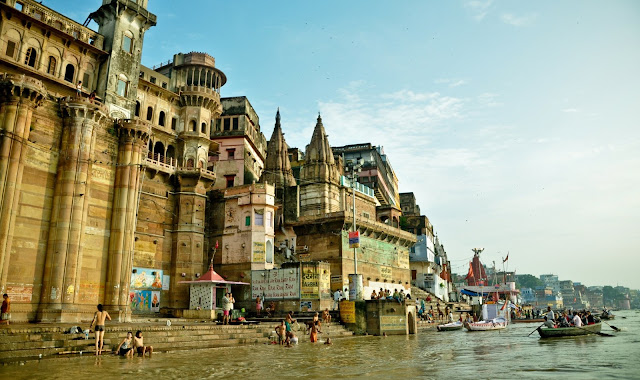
[542,306,598,328]
[89,304,152,357]
[370,288,410,303]
[273,310,333,347]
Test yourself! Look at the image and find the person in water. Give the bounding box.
[116,332,134,357]
[309,322,319,343]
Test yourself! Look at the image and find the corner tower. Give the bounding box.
[89,0,157,118]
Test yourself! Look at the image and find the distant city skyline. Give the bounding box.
[52,0,640,289]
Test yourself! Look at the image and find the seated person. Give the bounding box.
[543,316,555,328]
[116,331,134,357]
[133,330,153,357]
[322,308,331,324]
[371,290,378,299]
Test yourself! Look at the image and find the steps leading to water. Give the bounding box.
[0,322,353,363]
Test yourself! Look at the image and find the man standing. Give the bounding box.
[221,293,231,325]
[89,304,111,355]
[333,289,341,309]
[0,294,10,325]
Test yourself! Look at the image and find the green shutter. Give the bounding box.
[245,216,251,226]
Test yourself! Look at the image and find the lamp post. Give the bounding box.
[347,157,364,300]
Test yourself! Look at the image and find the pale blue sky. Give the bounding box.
[53,1,640,289]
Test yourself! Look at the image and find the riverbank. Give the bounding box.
[0,318,354,364]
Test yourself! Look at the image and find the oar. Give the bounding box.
[576,325,614,337]
[527,323,545,337]
[602,321,621,332]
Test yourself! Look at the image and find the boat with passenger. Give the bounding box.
[537,322,602,338]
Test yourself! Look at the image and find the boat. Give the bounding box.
[537,323,602,338]
[511,318,545,324]
[464,317,508,331]
[600,311,615,320]
[437,321,463,331]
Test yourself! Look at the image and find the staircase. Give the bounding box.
[0,320,354,363]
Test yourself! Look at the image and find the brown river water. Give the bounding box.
[3,310,639,379]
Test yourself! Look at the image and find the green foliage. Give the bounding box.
[603,286,623,302]
[515,274,544,289]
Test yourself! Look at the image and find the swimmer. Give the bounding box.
[324,337,332,345]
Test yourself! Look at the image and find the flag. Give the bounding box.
[215,240,219,249]
[465,262,474,280]
[501,298,508,310]
[502,253,509,263]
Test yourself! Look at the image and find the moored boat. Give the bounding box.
[537,322,602,338]
[464,317,507,331]
[437,321,463,331]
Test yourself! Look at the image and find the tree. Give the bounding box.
[515,274,543,289]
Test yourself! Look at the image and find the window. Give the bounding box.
[116,79,128,97]
[24,47,37,67]
[266,211,273,227]
[15,2,23,11]
[255,211,264,226]
[82,73,90,89]
[223,118,230,131]
[201,122,206,134]
[150,76,156,84]
[158,111,165,126]
[32,10,43,20]
[161,82,167,89]
[171,117,177,130]
[227,149,235,159]
[53,21,63,30]
[122,34,132,53]
[64,64,75,82]
[146,106,153,121]
[245,216,251,226]
[135,101,140,117]
[72,30,79,39]
[225,175,235,188]
[187,158,195,168]
[189,120,196,132]
[139,71,144,78]
[5,41,16,58]
[232,117,239,130]
[46,56,56,74]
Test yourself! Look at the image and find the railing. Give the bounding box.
[178,85,221,97]
[146,153,176,174]
[152,60,173,70]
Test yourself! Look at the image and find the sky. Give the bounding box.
[52,1,640,289]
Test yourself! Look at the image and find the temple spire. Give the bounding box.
[301,114,339,183]
[261,109,296,188]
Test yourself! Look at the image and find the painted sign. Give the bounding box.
[252,241,265,263]
[251,268,300,299]
[380,315,406,331]
[380,266,392,281]
[340,301,356,323]
[130,267,163,290]
[130,290,151,312]
[298,253,311,262]
[348,231,360,248]
[301,263,320,299]
[319,266,331,299]
[397,249,410,269]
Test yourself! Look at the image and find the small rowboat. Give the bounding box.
[464,317,507,331]
[600,313,615,320]
[537,322,602,338]
[511,318,545,324]
[437,321,463,331]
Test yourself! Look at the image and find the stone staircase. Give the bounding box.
[0,321,354,363]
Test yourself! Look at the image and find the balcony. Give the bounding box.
[146,152,176,175]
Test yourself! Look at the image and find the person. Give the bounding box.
[221,293,231,325]
[392,289,400,301]
[333,289,341,309]
[472,313,478,322]
[324,337,332,345]
[546,306,555,323]
[76,81,82,96]
[343,287,349,301]
[371,289,377,300]
[1,294,10,325]
[256,295,263,316]
[586,311,595,325]
[289,331,299,345]
[572,311,583,327]
[228,292,235,319]
[543,316,555,328]
[133,330,153,356]
[322,308,331,324]
[285,311,296,336]
[312,312,322,333]
[89,91,96,101]
[266,300,276,317]
[275,320,285,345]
[89,304,111,355]
[309,322,318,343]
[448,311,454,323]
[116,332,134,357]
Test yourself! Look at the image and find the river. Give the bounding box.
[3,310,639,379]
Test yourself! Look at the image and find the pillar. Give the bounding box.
[37,96,109,322]
[0,74,46,294]
[104,119,150,321]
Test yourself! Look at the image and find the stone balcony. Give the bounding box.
[146,152,177,175]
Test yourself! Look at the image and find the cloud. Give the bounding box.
[477,93,503,107]
[435,78,468,88]
[563,108,579,113]
[465,0,494,21]
[501,12,538,27]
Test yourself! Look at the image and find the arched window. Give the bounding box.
[24,47,37,67]
[154,141,165,161]
[46,56,56,75]
[135,101,140,117]
[186,158,195,168]
[189,120,196,132]
[158,111,165,126]
[122,31,134,54]
[116,74,129,97]
[146,106,153,121]
[198,160,204,168]
[201,122,206,134]
[166,145,176,160]
[64,64,75,82]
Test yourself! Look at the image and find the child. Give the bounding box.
[275,320,285,345]
[133,330,153,357]
[116,332,134,357]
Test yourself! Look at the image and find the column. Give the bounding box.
[104,119,150,321]
[0,74,46,294]
[37,98,109,321]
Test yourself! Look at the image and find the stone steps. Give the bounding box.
[0,322,353,362]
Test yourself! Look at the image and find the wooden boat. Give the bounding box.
[600,312,615,320]
[537,322,602,338]
[464,317,507,331]
[511,318,544,324]
[437,321,463,331]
